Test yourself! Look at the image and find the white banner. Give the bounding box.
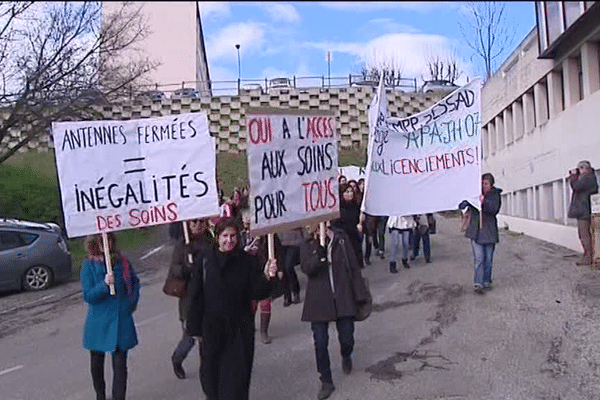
[52,113,220,238]
[338,166,366,182]
[362,79,482,216]
[246,110,340,235]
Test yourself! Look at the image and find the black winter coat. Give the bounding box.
[186,244,272,400]
[568,171,599,219]
[459,187,502,244]
[300,227,360,322]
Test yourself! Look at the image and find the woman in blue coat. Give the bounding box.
[81,233,140,400]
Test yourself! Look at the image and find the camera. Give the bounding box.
[569,168,580,175]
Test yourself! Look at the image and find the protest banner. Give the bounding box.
[246,108,340,235]
[52,112,220,238]
[339,166,367,182]
[362,78,482,216]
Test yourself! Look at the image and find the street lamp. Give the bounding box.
[235,44,241,93]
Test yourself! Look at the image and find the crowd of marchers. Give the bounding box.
[78,160,597,400]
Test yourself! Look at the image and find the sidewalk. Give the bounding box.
[253,215,600,400]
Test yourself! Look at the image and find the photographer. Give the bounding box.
[567,161,599,266]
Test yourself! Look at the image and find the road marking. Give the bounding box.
[0,365,24,377]
[140,245,165,260]
[136,311,170,327]
[0,294,56,315]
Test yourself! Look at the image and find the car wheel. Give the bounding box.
[23,265,52,291]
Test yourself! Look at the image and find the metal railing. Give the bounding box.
[134,74,418,99]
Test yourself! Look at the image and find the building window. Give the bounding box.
[560,69,566,110]
[578,54,584,100]
[564,1,583,28]
[584,1,596,11]
[546,2,563,44]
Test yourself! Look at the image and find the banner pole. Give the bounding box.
[182,221,193,265]
[102,232,116,295]
[267,233,276,278]
[319,222,326,247]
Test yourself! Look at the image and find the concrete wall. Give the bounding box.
[3,87,442,154]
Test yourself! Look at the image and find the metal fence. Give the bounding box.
[137,74,419,99]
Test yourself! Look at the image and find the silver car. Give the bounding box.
[0,219,72,292]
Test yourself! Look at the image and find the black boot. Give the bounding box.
[389,261,398,273]
[402,258,410,269]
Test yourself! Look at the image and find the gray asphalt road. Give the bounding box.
[2,217,600,400]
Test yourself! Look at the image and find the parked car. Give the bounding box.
[420,80,459,94]
[268,77,291,92]
[134,90,167,102]
[171,88,200,99]
[241,83,263,93]
[0,219,72,292]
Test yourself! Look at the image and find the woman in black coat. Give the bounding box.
[186,217,278,400]
[336,183,364,269]
[300,223,363,400]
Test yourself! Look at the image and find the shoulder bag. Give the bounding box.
[341,238,373,321]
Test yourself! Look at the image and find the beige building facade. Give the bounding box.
[481,1,600,252]
[102,1,211,95]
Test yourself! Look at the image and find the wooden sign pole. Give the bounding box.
[182,221,193,265]
[319,222,326,247]
[267,233,276,278]
[101,232,116,295]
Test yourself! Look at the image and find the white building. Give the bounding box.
[102,1,211,95]
[481,1,600,252]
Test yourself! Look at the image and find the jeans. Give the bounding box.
[173,321,195,364]
[311,318,355,384]
[471,240,495,286]
[412,230,431,261]
[390,229,410,262]
[281,245,300,301]
[90,349,127,400]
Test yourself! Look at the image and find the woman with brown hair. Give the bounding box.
[81,233,140,400]
[186,217,278,400]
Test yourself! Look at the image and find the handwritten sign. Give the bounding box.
[362,79,482,216]
[246,109,339,235]
[339,166,366,182]
[52,113,220,238]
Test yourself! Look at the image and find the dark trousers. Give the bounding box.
[411,230,431,261]
[282,245,300,301]
[90,349,127,400]
[376,216,388,252]
[311,317,354,384]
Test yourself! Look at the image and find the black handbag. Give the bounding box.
[162,274,187,298]
[341,240,373,322]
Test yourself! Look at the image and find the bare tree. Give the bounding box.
[424,50,463,83]
[0,1,157,164]
[459,1,515,80]
[360,62,404,87]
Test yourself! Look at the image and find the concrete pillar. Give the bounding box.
[552,180,563,223]
[488,120,497,156]
[563,57,580,107]
[581,41,600,97]
[512,100,524,140]
[522,91,535,134]
[547,70,564,119]
[503,108,513,145]
[481,125,489,159]
[495,115,504,150]
[534,80,549,125]
[532,186,538,220]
